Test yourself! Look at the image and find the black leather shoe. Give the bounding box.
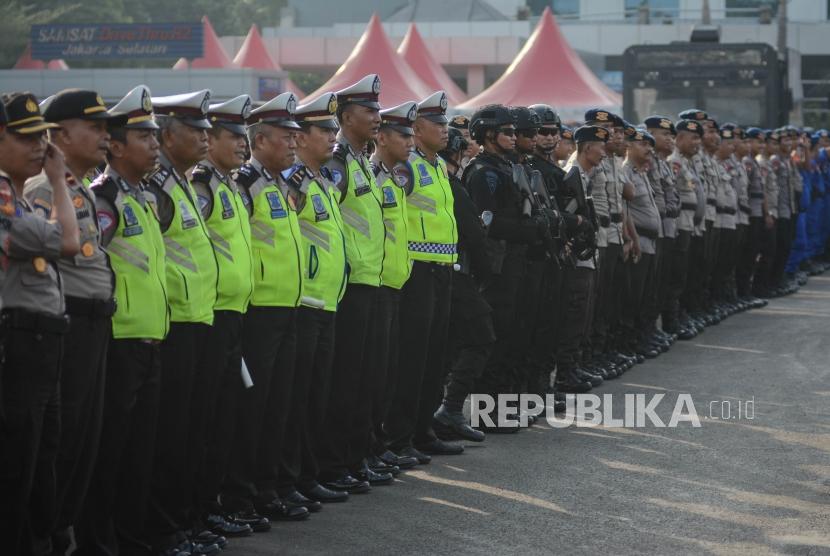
[192,530,227,550]
[283,489,322,513]
[298,483,349,503]
[177,540,221,556]
[433,406,486,442]
[415,438,464,455]
[227,510,271,532]
[255,497,310,521]
[573,367,603,387]
[554,371,592,393]
[377,449,419,470]
[323,474,371,494]
[398,445,432,464]
[205,513,252,537]
[367,454,400,475]
[353,466,394,485]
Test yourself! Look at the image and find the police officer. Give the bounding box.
[770,129,796,294]
[278,92,350,506]
[556,126,575,165]
[645,116,683,339]
[743,127,772,303]
[558,126,606,392]
[755,130,781,297]
[22,89,120,552]
[0,92,78,555]
[222,93,310,522]
[144,90,222,551]
[433,126,492,441]
[620,127,662,356]
[448,113,478,167]
[80,85,169,555]
[318,75,387,489]
[190,95,259,536]
[368,101,422,468]
[712,125,740,311]
[387,90,462,452]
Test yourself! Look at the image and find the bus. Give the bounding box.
[623,42,789,128]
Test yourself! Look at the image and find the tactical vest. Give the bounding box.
[95,177,169,340]
[287,165,347,311]
[332,144,385,286]
[147,167,218,324]
[406,151,458,264]
[235,163,304,308]
[192,164,254,313]
[374,163,412,289]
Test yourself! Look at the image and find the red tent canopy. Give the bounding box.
[14,42,68,70]
[173,16,233,70]
[457,7,620,111]
[304,14,431,106]
[233,24,304,96]
[398,24,466,105]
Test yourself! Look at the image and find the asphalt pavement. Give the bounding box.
[228,277,830,555]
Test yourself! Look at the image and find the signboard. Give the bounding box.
[30,23,203,60]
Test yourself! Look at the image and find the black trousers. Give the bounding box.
[755,218,778,293]
[76,338,161,556]
[713,228,737,302]
[593,243,623,355]
[370,287,401,456]
[515,258,546,392]
[147,321,211,540]
[557,265,596,370]
[656,236,675,328]
[476,249,526,396]
[530,260,563,387]
[703,222,720,308]
[735,223,754,297]
[771,217,794,287]
[683,233,706,314]
[444,294,496,411]
[386,262,453,450]
[53,312,109,538]
[194,310,244,515]
[278,307,335,493]
[643,242,663,326]
[0,326,62,555]
[222,306,296,511]
[621,253,655,345]
[317,285,378,478]
[667,230,692,328]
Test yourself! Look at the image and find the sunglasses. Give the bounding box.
[517,129,538,139]
[537,128,559,137]
[497,127,516,137]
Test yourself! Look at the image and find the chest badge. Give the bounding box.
[381,185,398,208]
[417,163,433,186]
[122,204,144,237]
[179,199,198,229]
[266,191,287,219]
[311,194,329,222]
[219,190,235,220]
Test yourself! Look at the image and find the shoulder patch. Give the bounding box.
[191,164,213,185]
[0,179,14,216]
[485,170,499,194]
[392,164,411,188]
[233,163,261,189]
[32,197,52,218]
[97,210,116,233]
[332,142,349,164]
[147,167,170,188]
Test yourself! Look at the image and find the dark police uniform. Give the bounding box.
[24,90,118,551]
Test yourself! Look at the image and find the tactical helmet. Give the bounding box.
[470,104,513,142]
[439,127,470,161]
[509,106,541,131]
[529,104,561,128]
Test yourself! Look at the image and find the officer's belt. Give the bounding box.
[635,226,659,240]
[716,206,737,215]
[1,309,70,335]
[749,192,764,199]
[680,202,698,211]
[610,213,623,224]
[598,215,610,227]
[65,296,117,318]
[706,199,717,207]
[739,205,751,214]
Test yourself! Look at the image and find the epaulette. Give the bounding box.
[146,166,170,189]
[232,163,261,189]
[191,163,213,185]
[332,142,349,164]
[320,166,334,183]
[370,160,382,178]
[284,164,314,193]
[90,174,119,204]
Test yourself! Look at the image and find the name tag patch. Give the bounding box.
[381,185,397,208]
[266,191,287,219]
[122,205,144,237]
[353,170,371,196]
[219,190,235,219]
[180,199,198,229]
[417,163,433,186]
[311,194,329,222]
